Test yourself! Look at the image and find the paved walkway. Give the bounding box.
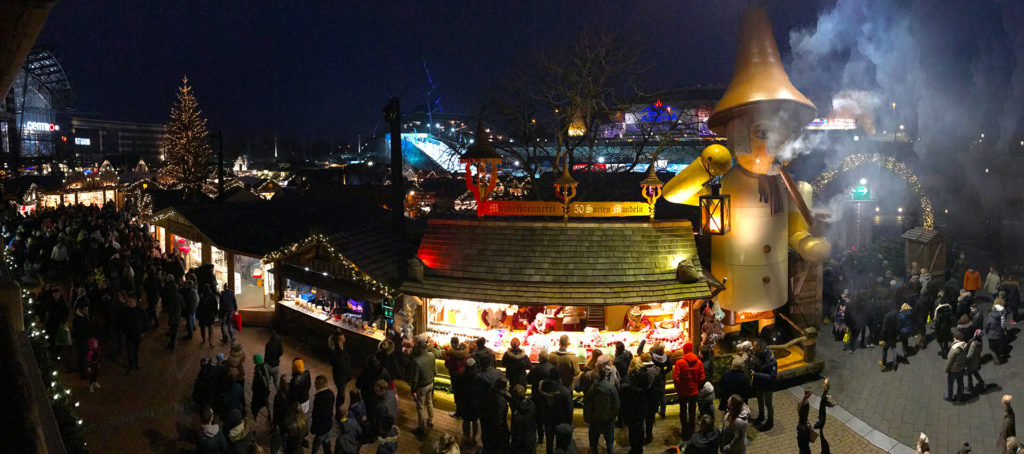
[804,298,1018,454]
[62,324,885,453]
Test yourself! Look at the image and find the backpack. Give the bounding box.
[585,381,616,423]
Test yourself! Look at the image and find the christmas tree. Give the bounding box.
[161,76,212,192]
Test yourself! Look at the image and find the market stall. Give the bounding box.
[402,219,713,360]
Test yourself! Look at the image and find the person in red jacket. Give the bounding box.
[672,342,705,441]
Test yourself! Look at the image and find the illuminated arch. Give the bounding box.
[811,153,933,231]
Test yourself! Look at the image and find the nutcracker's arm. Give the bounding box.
[787,180,831,262]
[662,144,733,205]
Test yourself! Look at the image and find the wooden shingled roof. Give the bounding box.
[401,219,711,306]
[902,227,941,244]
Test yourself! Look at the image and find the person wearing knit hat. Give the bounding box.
[289,357,312,413]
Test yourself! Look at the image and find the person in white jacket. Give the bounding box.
[985,267,1002,299]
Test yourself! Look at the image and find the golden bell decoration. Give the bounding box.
[708,6,817,134]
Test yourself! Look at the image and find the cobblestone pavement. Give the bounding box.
[803,297,1019,454]
[63,323,884,453]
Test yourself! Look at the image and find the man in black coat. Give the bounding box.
[527,351,555,445]
[164,285,183,350]
[539,368,573,454]
[264,329,283,386]
[880,308,900,370]
[510,384,538,454]
[309,375,335,454]
[219,284,237,344]
[120,296,146,372]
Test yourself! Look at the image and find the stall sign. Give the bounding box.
[569,201,649,217]
[480,200,650,218]
[18,204,36,214]
[480,201,564,217]
[234,272,242,295]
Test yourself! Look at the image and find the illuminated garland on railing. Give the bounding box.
[261,234,398,298]
[811,153,934,231]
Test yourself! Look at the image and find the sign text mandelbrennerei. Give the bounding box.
[480,200,651,218]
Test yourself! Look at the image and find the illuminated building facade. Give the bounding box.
[1,47,72,161]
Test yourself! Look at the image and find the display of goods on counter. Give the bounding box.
[427,325,689,361]
[289,299,380,338]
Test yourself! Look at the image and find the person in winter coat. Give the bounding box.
[334,397,363,454]
[445,337,470,418]
[583,366,618,454]
[620,358,649,454]
[638,353,662,444]
[251,354,272,418]
[964,267,982,294]
[898,303,914,351]
[685,414,721,454]
[879,307,900,370]
[649,342,672,418]
[502,337,531,388]
[718,356,751,411]
[86,337,101,392]
[225,342,245,384]
[273,378,290,434]
[193,358,218,409]
[196,406,228,454]
[284,401,309,454]
[527,350,555,444]
[197,284,217,347]
[329,330,352,395]
[945,330,968,401]
[987,300,1009,364]
[264,329,284,386]
[721,394,750,454]
[510,384,538,454]
[120,297,146,372]
[549,335,580,389]
[698,381,716,419]
[481,378,511,453]
[407,336,436,434]
[375,414,399,454]
[966,329,986,393]
[1000,394,1016,454]
[224,408,251,454]
[288,358,312,413]
[309,375,335,454]
[374,379,398,434]
[612,341,633,383]
[165,284,184,350]
[933,294,955,358]
[970,304,986,334]
[750,340,777,430]
[183,278,199,340]
[539,367,574,454]
[985,267,1002,298]
[999,282,1021,324]
[551,423,578,454]
[796,391,814,454]
[435,432,460,454]
[459,357,481,445]
[219,284,237,344]
[673,342,705,440]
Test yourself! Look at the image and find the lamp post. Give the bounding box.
[640,162,663,221]
[552,154,578,222]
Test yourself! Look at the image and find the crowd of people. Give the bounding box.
[827,249,1017,395]
[6,202,1021,454]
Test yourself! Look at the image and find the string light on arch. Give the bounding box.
[811,153,934,231]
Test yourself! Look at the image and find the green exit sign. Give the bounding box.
[850,185,870,200]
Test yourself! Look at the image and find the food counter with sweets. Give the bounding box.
[425,298,695,359]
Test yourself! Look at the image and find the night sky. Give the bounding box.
[36,1,822,144]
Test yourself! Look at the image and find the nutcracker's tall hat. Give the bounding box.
[708,6,817,134]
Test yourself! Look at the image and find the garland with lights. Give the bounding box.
[811,153,934,231]
[262,234,398,298]
[14,280,89,453]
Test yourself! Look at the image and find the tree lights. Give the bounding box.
[160,76,214,194]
